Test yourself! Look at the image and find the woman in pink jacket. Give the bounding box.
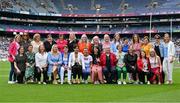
[8,34,21,84]
[56,34,68,53]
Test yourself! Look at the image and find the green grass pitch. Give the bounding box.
[0,61,180,103]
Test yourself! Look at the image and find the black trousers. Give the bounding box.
[72,64,82,79]
[127,66,137,81]
[17,71,25,84]
[36,67,48,82]
[138,71,150,84]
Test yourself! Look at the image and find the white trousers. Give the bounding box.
[60,66,72,83]
[163,57,173,81]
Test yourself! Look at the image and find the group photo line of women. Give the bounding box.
[7,32,175,85]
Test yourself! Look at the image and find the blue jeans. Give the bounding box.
[83,69,90,80]
[103,67,116,83]
[9,62,16,81]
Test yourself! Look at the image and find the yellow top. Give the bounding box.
[141,43,153,57]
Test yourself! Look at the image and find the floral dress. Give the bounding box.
[25,52,35,80]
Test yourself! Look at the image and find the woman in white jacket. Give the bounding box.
[68,45,85,84]
[163,33,175,84]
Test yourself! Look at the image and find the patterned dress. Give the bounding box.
[25,52,35,80]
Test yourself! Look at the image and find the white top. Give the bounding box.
[68,52,85,70]
[149,56,159,68]
[84,55,93,69]
[31,41,43,53]
[35,52,48,68]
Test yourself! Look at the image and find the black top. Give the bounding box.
[106,55,111,70]
[15,54,27,72]
[154,45,161,58]
[92,54,100,65]
[91,44,103,54]
[20,40,31,52]
[67,39,79,53]
[43,40,56,52]
[124,53,137,68]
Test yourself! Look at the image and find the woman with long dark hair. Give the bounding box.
[14,46,27,84]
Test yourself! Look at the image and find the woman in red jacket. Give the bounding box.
[137,50,151,84]
[100,47,117,84]
[8,34,21,84]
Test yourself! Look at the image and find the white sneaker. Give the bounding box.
[118,81,122,85]
[123,81,126,85]
[43,82,46,85]
[68,81,72,85]
[61,82,63,85]
[94,81,99,84]
[82,79,85,83]
[38,82,41,84]
[8,81,15,84]
[85,80,88,84]
[165,81,170,84]
[147,81,150,85]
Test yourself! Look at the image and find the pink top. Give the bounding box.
[132,42,141,56]
[102,42,111,49]
[8,41,20,62]
[56,39,68,53]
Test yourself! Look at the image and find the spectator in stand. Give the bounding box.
[100,47,117,84]
[8,34,21,84]
[43,34,56,52]
[141,36,153,57]
[163,33,175,84]
[14,46,27,84]
[67,33,79,53]
[56,34,68,53]
[31,33,43,53]
[78,34,92,54]
[20,32,31,52]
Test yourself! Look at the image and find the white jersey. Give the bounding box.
[84,55,93,71]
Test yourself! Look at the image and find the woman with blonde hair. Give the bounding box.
[8,34,21,84]
[102,34,111,51]
[68,33,78,53]
[91,36,102,53]
[78,34,92,54]
[47,44,62,84]
[31,33,43,53]
[149,48,162,84]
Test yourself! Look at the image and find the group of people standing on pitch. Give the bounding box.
[7,32,175,85]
